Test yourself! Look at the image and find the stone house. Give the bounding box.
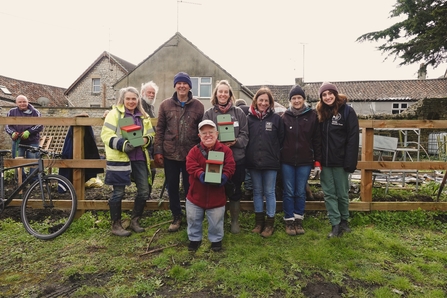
[64,51,136,107]
[113,32,254,113]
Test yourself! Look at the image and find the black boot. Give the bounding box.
[252,212,265,234]
[109,201,131,237]
[340,219,352,233]
[327,224,342,238]
[188,240,202,251]
[130,199,146,233]
[211,241,222,252]
[261,216,275,238]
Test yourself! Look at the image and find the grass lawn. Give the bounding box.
[1,206,447,297]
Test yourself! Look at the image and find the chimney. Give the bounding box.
[295,77,304,86]
[417,63,427,80]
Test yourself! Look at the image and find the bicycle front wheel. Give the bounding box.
[20,174,77,240]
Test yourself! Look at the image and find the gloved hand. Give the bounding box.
[123,142,134,153]
[219,174,228,187]
[12,132,20,140]
[21,130,30,139]
[154,154,164,167]
[145,135,154,146]
[199,172,206,184]
[313,161,321,178]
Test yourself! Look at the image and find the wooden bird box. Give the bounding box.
[119,117,144,147]
[205,151,224,184]
[217,114,235,142]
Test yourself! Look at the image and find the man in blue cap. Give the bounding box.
[154,72,204,232]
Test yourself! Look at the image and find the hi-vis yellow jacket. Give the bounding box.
[101,105,155,186]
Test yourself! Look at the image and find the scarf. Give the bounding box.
[290,105,306,116]
[249,105,270,120]
[217,101,233,114]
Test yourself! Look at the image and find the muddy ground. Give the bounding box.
[0,178,444,298]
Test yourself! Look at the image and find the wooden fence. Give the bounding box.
[2,117,447,212]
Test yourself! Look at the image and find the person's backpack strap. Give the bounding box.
[197,143,208,159]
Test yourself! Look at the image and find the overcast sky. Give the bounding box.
[1,0,445,88]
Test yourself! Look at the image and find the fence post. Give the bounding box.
[73,126,86,218]
[360,127,374,204]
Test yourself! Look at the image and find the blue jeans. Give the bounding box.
[250,169,277,217]
[12,141,39,180]
[186,199,225,243]
[110,161,149,203]
[164,158,189,217]
[281,163,312,219]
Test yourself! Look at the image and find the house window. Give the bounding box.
[391,102,408,114]
[0,85,11,95]
[191,77,212,98]
[92,78,101,94]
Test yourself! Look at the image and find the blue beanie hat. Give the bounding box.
[288,85,306,100]
[173,72,192,89]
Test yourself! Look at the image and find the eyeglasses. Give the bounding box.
[199,131,217,136]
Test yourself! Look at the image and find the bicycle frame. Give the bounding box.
[0,151,46,210]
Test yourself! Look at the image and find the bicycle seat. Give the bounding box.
[0,150,11,156]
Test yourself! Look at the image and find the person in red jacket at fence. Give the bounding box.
[185,120,235,252]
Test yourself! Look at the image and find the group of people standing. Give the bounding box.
[98,71,359,251]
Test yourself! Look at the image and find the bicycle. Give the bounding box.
[0,144,77,240]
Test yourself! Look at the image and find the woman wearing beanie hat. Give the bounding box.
[316,82,359,238]
[280,85,322,236]
[202,80,249,234]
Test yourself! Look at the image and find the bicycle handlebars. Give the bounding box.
[18,144,62,158]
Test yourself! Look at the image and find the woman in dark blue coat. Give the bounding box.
[246,87,284,238]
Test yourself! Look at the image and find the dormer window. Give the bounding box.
[0,85,11,95]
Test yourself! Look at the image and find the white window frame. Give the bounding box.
[391,102,408,114]
[0,85,11,95]
[92,78,101,94]
[191,77,212,98]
